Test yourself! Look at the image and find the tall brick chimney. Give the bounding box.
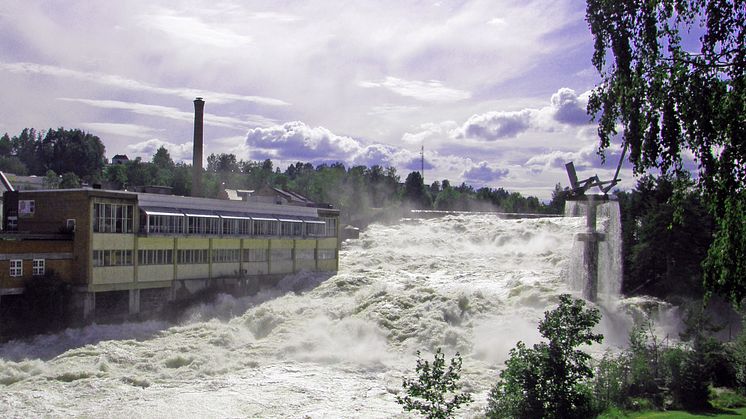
[192,97,205,197]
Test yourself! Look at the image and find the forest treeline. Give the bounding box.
[0,127,566,220]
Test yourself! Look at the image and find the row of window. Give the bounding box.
[8,259,45,277]
[142,214,337,238]
[92,248,337,267]
[93,203,134,234]
[92,250,134,267]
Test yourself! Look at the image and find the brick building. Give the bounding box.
[0,188,340,321]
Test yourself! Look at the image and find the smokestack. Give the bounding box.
[192,97,204,197]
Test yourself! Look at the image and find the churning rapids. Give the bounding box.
[0,212,655,418]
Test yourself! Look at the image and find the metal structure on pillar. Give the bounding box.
[565,144,626,301]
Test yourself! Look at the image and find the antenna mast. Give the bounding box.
[420,143,424,184]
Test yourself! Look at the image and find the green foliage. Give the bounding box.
[486,294,603,418]
[59,172,81,189]
[617,175,713,298]
[396,348,472,419]
[733,318,746,393]
[0,127,105,182]
[404,171,432,209]
[593,307,738,413]
[585,0,746,306]
[703,191,746,306]
[0,156,28,175]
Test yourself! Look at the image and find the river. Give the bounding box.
[1,212,642,417]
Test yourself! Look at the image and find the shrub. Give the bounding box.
[486,294,603,418]
[396,348,473,419]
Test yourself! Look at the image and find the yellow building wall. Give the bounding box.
[137,237,175,250]
[242,239,269,249]
[317,260,337,272]
[212,262,241,278]
[176,237,210,249]
[138,265,174,282]
[212,238,241,249]
[92,266,134,285]
[317,237,338,249]
[175,264,209,280]
[295,260,316,271]
[243,261,269,275]
[270,239,294,249]
[316,237,339,272]
[92,234,135,250]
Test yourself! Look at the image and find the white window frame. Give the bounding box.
[32,259,45,276]
[10,259,22,277]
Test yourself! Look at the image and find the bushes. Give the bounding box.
[485,295,603,419]
[395,348,473,418]
[399,297,746,417]
[592,306,738,413]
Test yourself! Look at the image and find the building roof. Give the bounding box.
[0,172,46,191]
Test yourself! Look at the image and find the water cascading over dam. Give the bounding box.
[565,198,623,302]
[1,213,628,417]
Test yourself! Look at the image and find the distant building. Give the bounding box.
[221,188,256,201]
[0,187,340,322]
[249,185,315,206]
[111,154,129,165]
[1,172,45,191]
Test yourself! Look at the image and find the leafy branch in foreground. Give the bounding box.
[396,348,473,419]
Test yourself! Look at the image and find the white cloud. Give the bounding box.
[126,138,193,162]
[456,109,534,141]
[247,121,363,161]
[80,122,160,139]
[401,121,458,144]
[59,98,272,129]
[142,13,252,48]
[406,87,594,143]
[359,77,471,102]
[0,62,288,106]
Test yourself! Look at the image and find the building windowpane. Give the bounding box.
[10,259,22,277]
[32,259,45,276]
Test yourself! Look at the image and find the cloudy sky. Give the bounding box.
[0,0,632,199]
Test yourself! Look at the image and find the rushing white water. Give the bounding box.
[566,199,623,300]
[1,213,636,418]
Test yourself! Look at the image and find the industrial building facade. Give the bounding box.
[0,188,340,320]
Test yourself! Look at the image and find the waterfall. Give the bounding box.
[565,198,623,301]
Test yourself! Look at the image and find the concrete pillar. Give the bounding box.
[82,292,95,320]
[128,289,140,316]
[192,98,205,198]
[575,196,605,302]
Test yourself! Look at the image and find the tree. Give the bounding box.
[618,175,713,297]
[44,128,106,182]
[404,171,431,209]
[43,170,60,189]
[152,146,174,170]
[585,0,746,305]
[396,348,473,419]
[0,156,28,175]
[0,133,12,156]
[59,172,81,189]
[547,183,571,215]
[486,294,603,418]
